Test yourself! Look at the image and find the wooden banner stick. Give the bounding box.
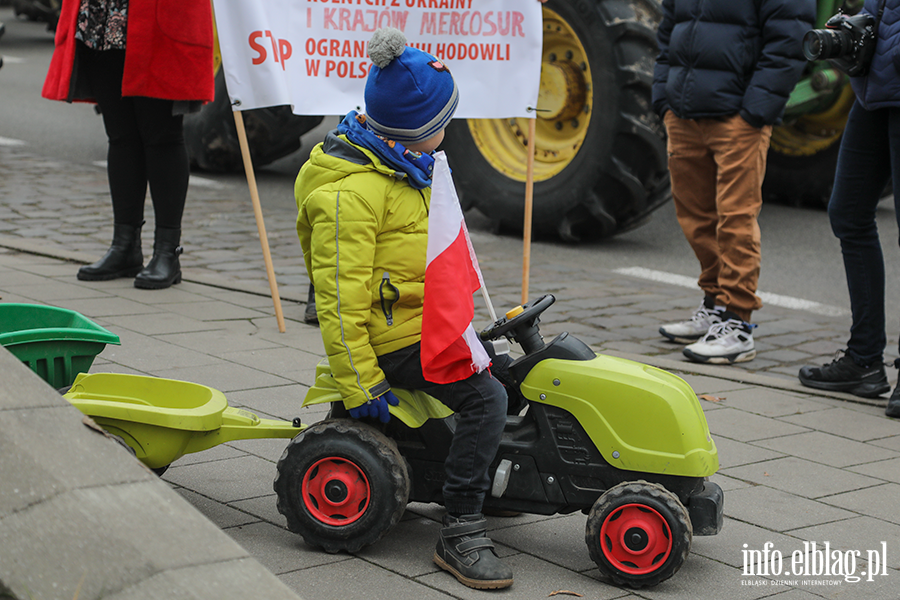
[232,110,287,333]
[522,116,536,305]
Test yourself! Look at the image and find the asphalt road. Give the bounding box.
[3,7,900,331]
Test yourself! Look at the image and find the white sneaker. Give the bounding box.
[682,319,756,364]
[660,300,724,344]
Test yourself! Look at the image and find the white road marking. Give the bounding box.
[614,266,850,317]
[188,176,228,189]
[0,137,26,146]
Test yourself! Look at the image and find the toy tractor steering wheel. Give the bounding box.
[481,294,555,353]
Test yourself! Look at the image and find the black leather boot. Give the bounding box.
[304,283,318,325]
[77,222,143,281]
[433,513,513,590]
[134,227,182,289]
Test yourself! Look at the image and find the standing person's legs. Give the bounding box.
[658,113,730,345]
[798,102,892,399]
[76,48,145,280]
[133,97,188,230]
[132,97,188,289]
[828,103,892,366]
[676,114,767,364]
[706,114,771,323]
[377,342,512,589]
[664,112,722,302]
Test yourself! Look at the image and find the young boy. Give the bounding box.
[294,28,513,590]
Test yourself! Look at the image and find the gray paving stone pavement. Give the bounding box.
[0,347,301,600]
[3,144,900,598]
[1,143,893,388]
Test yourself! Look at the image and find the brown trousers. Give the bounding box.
[663,112,772,322]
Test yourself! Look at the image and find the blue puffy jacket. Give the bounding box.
[851,0,900,109]
[652,0,815,127]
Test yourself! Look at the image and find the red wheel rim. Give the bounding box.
[599,503,672,575]
[301,457,370,526]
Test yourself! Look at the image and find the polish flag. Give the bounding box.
[421,151,492,384]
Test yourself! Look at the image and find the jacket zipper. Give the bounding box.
[379,272,399,326]
[680,0,703,116]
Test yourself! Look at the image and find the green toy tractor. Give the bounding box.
[275,294,723,588]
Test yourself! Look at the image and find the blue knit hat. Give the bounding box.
[364,28,459,144]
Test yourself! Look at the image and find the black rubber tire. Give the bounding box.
[443,0,669,242]
[763,136,842,209]
[183,70,324,173]
[761,80,856,209]
[274,419,410,553]
[585,480,692,588]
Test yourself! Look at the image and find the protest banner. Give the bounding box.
[214,0,542,117]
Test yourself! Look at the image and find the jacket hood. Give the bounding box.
[294,130,402,205]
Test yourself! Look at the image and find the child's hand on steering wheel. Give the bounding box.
[348,391,399,423]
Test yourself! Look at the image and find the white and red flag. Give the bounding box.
[421,151,492,384]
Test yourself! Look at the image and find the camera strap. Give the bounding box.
[852,0,887,77]
[875,0,887,31]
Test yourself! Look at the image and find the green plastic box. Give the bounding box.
[0,303,120,389]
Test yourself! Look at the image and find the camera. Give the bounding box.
[802,11,877,77]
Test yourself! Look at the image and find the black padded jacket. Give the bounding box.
[652,0,815,127]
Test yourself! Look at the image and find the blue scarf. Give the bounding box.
[337,111,435,190]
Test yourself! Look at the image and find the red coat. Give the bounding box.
[42,0,215,103]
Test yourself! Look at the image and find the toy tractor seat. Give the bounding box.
[302,360,454,427]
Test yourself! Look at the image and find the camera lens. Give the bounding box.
[802,28,852,61]
[802,31,823,60]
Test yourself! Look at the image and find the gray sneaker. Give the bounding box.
[660,298,724,344]
[682,318,756,364]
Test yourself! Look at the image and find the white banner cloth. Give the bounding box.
[213,0,542,118]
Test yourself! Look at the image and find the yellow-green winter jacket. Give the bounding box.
[295,131,429,410]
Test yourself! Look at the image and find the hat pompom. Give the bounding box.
[368,28,407,68]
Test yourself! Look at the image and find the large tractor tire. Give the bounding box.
[183,70,324,172]
[442,0,670,242]
[762,84,855,209]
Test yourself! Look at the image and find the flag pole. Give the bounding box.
[480,285,498,324]
[522,116,536,305]
[232,109,287,333]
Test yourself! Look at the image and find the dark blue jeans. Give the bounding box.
[828,101,900,366]
[377,342,508,515]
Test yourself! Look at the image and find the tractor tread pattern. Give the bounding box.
[274,419,409,554]
[585,479,693,588]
